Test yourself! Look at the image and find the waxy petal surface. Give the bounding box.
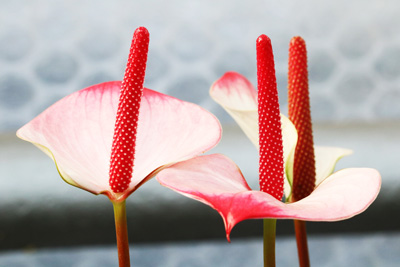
[314,146,353,186]
[17,81,221,200]
[210,72,297,173]
[283,146,352,199]
[210,71,258,147]
[157,154,381,240]
[209,72,356,199]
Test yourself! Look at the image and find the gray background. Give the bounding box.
[1,0,399,266]
[1,0,400,129]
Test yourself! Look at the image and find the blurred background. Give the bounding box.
[1,0,399,266]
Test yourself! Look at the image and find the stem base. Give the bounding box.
[263,219,277,267]
[113,201,131,267]
[294,220,310,267]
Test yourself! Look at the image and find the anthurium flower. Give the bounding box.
[16,32,221,203]
[210,72,353,199]
[17,81,221,199]
[17,27,222,267]
[156,34,381,242]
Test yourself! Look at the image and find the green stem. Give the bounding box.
[113,200,131,267]
[294,220,310,267]
[263,219,277,267]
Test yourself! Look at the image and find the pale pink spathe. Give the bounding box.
[17,81,222,201]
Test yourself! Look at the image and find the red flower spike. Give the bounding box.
[109,27,150,194]
[288,36,316,201]
[256,34,284,200]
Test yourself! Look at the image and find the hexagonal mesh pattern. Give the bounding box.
[1,0,399,132]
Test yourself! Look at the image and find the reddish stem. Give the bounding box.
[263,219,277,267]
[294,220,310,267]
[113,201,130,267]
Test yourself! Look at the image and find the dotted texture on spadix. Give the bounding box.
[257,34,284,200]
[288,36,316,201]
[109,27,149,193]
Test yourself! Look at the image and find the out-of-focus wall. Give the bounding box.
[1,0,400,132]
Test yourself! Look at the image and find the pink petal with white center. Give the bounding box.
[210,72,258,147]
[209,72,359,199]
[17,81,221,201]
[157,154,381,240]
[210,71,258,111]
[210,72,298,174]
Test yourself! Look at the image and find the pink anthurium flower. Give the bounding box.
[17,27,221,266]
[156,34,381,245]
[209,37,381,267]
[17,80,220,199]
[16,31,221,203]
[209,70,354,199]
[16,81,220,201]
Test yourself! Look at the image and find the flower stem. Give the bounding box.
[113,200,131,267]
[263,218,277,267]
[294,220,310,267]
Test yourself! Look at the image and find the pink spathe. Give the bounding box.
[157,154,381,241]
[17,81,221,201]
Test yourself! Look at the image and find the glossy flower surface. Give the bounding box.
[157,63,380,240]
[17,81,221,201]
[157,154,380,239]
[210,71,354,197]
